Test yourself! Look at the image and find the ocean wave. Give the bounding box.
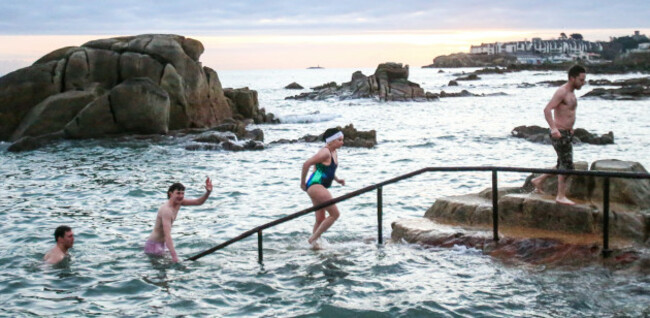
[277,112,340,123]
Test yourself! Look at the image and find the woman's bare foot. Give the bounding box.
[555,197,575,205]
[307,237,322,250]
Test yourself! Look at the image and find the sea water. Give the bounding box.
[1,68,649,316]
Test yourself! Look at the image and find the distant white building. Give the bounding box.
[470,38,602,56]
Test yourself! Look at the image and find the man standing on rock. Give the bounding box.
[532,65,586,205]
[44,225,75,264]
[145,177,212,262]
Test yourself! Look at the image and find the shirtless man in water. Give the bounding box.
[145,177,212,262]
[44,225,74,264]
[531,65,587,205]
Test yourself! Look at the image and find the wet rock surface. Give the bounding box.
[391,218,647,269]
[419,159,650,245]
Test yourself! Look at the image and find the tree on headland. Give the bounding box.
[560,33,568,40]
[570,33,583,41]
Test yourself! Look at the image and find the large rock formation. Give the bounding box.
[511,125,614,145]
[0,34,273,151]
[286,63,438,101]
[421,160,650,244]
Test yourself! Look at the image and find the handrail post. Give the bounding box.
[377,186,383,245]
[602,177,612,257]
[492,170,499,242]
[257,230,263,263]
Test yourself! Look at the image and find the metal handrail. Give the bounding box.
[187,166,650,262]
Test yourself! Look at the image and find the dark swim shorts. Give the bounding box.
[551,129,574,170]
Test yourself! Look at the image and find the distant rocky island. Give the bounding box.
[307,66,324,69]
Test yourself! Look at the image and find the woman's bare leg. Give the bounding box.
[307,185,340,244]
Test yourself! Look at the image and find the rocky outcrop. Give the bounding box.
[582,86,650,100]
[286,63,437,102]
[422,53,517,68]
[511,125,614,145]
[270,124,377,148]
[284,82,304,89]
[224,87,279,124]
[582,76,650,100]
[180,119,265,151]
[0,34,276,151]
[421,159,650,244]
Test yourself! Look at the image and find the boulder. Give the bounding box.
[109,78,170,134]
[224,87,278,124]
[0,61,63,140]
[448,80,458,86]
[64,94,121,138]
[10,88,104,141]
[455,74,480,81]
[284,82,304,89]
[65,78,169,138]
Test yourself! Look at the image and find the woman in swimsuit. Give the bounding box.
[300,128,345,246]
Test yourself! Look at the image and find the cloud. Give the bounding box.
[0,0,647,35]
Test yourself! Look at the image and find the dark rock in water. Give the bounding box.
[537,80,566,87]
[286,62,437,102]
[222,139,264,151]
[511,125,614,145]
[271,123,377,148]
[224,87,280,124]
[448,80,458,86]
[439,90,477,98]
[455,74,480,81]
[437,70,445,73]
[518,82,536,88]
[582,85,650,100]
[8,131,64,152]
[589,77,650,87]
[284,82,304,89]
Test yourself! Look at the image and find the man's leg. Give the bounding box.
[554,131,575,205]
[531,173,550,193]
[556,175,575,205]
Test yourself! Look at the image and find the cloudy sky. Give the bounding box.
[0,0,647,72]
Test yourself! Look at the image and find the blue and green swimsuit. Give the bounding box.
[306,153,338,189]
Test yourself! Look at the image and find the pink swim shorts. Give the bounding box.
[144,240,166,255]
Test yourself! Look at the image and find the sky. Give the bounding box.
[0,0,648,73]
